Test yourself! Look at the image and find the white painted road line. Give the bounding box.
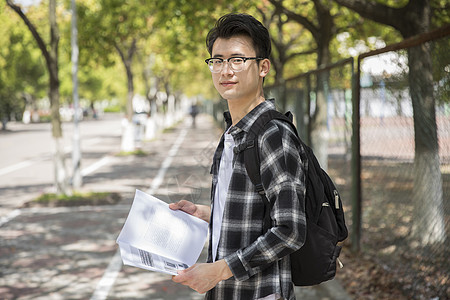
[90,128,188,300]
[0,209,21,227]
[0,155,114,227]
[90,251,123,300]
[0,160,36,177]
[81,156,113,176]
[0,137,104,178]
[147,128,188,194]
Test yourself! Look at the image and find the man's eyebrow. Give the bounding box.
[213,53,246,58]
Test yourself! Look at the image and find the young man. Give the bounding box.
[170,13,307,300]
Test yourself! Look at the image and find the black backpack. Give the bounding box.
[236,109,348,286]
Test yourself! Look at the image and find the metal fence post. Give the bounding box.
[305,74,312,146]
[351,57,362,252]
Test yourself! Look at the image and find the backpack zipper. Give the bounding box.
[337,258,344,268]
[334,190,340,209]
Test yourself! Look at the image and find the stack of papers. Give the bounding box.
[116,190,209,275]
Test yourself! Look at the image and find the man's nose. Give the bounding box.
[221,61,234,75]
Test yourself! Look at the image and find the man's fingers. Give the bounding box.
[172,274,183,283]
[168,200,183,209]
[172,272,187,283]
[172,265,194,283]
[169,200,189,210]
[168,202,180,210]
[170,200,196,215]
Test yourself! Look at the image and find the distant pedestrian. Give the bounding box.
[170,13,307,300]
[189,104,199,128]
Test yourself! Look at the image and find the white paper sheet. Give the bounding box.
[116,189,208,275]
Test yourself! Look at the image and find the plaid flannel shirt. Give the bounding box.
[205,99,307,300]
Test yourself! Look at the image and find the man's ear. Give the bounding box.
[259,59,270,78]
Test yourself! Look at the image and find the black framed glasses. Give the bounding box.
[205,57,264,73]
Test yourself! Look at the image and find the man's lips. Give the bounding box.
[220,81,237,87]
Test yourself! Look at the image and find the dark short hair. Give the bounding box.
[206,13,271,59]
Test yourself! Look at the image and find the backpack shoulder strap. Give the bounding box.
[243,110,296,192]
[238,109,299,232]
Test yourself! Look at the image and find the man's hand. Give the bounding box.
[172,260,233,294]
[169,200,211,223]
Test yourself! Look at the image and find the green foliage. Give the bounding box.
[433,36,450,105]
[3,0,448,113]
[431,0,450,27]
[103,105,123,113]
[259,4,317,84]
[0,4,47,122]
[116,149,148,157]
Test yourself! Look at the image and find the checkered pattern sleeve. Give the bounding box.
[224,119,307,281]
[206,99,307,300]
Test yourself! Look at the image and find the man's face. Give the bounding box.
[210,35,268,103]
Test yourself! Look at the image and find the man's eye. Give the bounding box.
[232,58,244,63]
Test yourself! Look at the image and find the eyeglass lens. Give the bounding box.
[208,58,245,73]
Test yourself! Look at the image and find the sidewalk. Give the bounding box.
[0,115,351,299]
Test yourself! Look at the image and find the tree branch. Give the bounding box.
[5,0,51,68]
[333,0,405,32]
[128,38,137,62]
[114,43,126,66]
[286,49,316,61]
[268,0,319,39]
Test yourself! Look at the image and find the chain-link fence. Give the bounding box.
[264,26,449,299]
[354,31,449,299]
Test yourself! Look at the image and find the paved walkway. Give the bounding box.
[0,115,351,299]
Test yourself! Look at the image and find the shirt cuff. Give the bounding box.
[224,251,251,281]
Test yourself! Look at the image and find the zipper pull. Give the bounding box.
[337,258,344,269]
[334,190,340,209]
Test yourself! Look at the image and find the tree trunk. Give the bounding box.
[143,54,158,140]
[394,0,445,244]
[120,58,136,152]
[409,44,445,244]
[266,1,334,169]
[333,0,446,244]
[71,0,82,189]
[310,27,332,169]
[115,40,137,152]
[125,60,134,121]
[310,2,333,169]
[6,0,69,195]
[312,69,330,170]
[49,0,69,195]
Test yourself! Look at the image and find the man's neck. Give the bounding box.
[227,95,265,126]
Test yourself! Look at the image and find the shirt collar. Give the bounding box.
[223,111,232,129]
[229,98,276,134]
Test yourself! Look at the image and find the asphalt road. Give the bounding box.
[0,114,352,299]
[0,114,124,216]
